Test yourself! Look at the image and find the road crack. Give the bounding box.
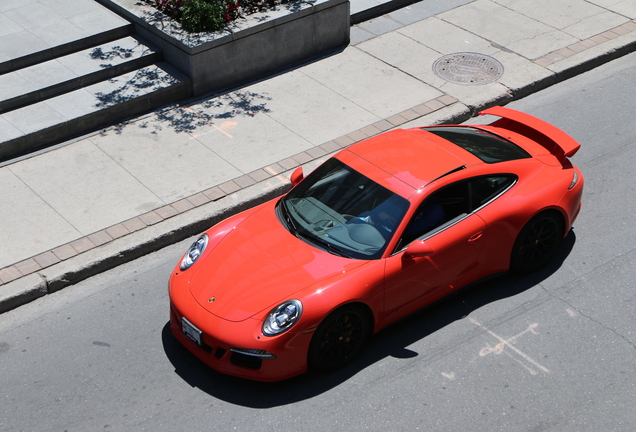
[538,280,636,351]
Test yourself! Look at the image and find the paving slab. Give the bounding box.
[0,73,32,103]
[387,0,473,25]
[356,15,404,36]
[40,0,101,18]
[186,104,315,174]
[0,30,49,60]
[2,102,67,135]
[397,16,499,56]
[357,31,438,77]
[0,117,21,142]
[8,140,164,235]
[0,11,25,37]
[245,69,382,145]
[561,10,631,39]
[0,169,81,269]
[2,2,64,30]
[350,26,377,45]
[44,87,104,119]
[439,0,579,60]
[92,117,243,203]
[301,46,443,118]
[31,21,90,49]
[18,61,77,89]
[351,0,389,16]
[490,50,554,96]
[495,0,626,32]
[590,0,636,18]
[66,6,130,34]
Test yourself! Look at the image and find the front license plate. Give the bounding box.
[181,317,202,346]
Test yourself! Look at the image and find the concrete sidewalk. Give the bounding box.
[1,0,635,312]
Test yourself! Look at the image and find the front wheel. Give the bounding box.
[511,212,564,273]
[308,305,370,372]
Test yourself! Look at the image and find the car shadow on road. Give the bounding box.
[162,230,577,407]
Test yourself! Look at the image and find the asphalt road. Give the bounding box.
[1,52,635,432]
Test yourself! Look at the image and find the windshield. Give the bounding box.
[279,158,410,260]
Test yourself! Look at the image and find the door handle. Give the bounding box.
[468,231,483,243]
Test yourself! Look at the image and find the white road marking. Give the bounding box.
[470,317,549,374]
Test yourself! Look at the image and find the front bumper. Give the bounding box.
[169,300,312,382]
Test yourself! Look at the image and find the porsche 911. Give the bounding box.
[168,106,583,381]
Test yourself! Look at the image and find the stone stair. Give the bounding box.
[0,24,191,163]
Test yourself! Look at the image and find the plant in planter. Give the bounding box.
[147,0,289,32]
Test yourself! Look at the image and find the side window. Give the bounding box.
[396,181,470,250]
[469,175,516,211]
[394,175,516,252]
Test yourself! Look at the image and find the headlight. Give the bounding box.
[262,300,303,336]
[180,234,209,271]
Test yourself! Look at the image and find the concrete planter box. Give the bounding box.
[99,0,350,96]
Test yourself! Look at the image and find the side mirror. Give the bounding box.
[403,240,434,258]
[290,167,304,187]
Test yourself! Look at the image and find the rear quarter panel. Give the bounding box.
[473,159,574,272]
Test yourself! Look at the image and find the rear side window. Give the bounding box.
[469,175,516,210]
[422,126,531,163]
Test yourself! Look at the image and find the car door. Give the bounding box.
[383,179,487,321]
[466,174,518,273]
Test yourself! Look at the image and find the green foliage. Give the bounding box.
[146,0,289,33]
[181,0,225,32]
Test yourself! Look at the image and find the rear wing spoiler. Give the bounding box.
[480,106,580,158]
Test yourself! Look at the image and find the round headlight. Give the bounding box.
[180,234,209,271]
[262,300,303,336]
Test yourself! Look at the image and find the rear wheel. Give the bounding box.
[511,212,564,273]
[308,305,370,372]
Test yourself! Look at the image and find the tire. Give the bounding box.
[510,212,564,273]
[308,305,371,372]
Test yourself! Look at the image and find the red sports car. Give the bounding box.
[169,106,583,382]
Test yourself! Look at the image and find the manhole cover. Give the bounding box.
[433,52,504,85]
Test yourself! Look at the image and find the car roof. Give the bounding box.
[337,128,483,195]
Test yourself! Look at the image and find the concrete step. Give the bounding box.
[0,62,192,162]
[0,24,133,75]
[0,36,162,114]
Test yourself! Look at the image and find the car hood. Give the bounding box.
[189,201,366,322]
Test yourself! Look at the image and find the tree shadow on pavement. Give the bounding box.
[103,90,272,136]
[162,230,577,408]
[153,91,272,133]
[95,67,180,108]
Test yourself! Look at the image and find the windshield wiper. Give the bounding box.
[279,200,350,258]
[300,233,351,258]
[279,200,298,237]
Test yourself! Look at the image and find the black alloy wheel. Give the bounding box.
[308,305,370,372]
[511,212,564,273]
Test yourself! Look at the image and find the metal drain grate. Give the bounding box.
[433,52,504,85]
